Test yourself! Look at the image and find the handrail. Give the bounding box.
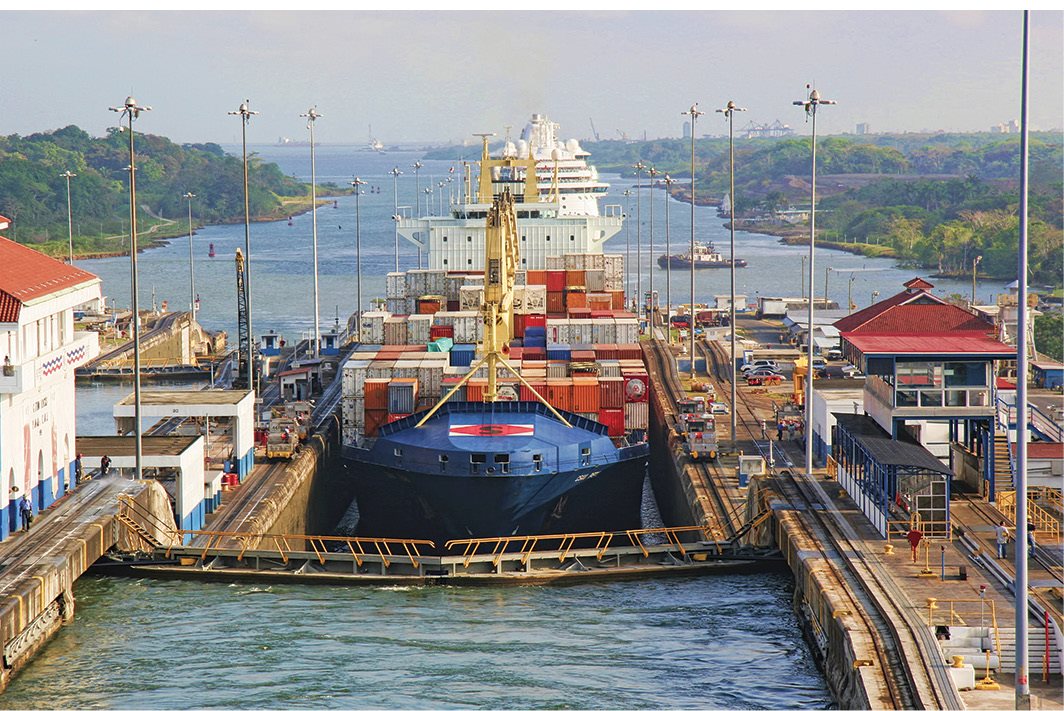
[117,493,178,541]
[165,530,435,569]
[996,490,1060,536]
[926,598,1000,663]
[444,524,714,569]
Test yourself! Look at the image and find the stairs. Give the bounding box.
[115,511,165,550]
[996,626,1062,677]
[993,433,1013,495]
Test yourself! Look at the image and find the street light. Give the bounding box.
[717,99,746,448]
[682,103,704,383]
[647,165,658,338]
[633,160,645,320]
[438,180,446,216]
[182,192,196,316]
[412,161,423,217]
[663,174,675,341]
[229,99,259,391]
[300,106,322,358]
[390,167,402,272]
[972,255,983,304]
[59,171,76,263]
[824,266,832,306]
[848,274,857,313]
[793,85,836,480]
[109,95,151,480]
[351,177,368,342]
[623,189,632,305]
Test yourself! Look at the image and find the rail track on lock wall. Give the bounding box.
[652,337,960,709]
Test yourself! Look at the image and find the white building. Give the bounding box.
[0,225,101,538]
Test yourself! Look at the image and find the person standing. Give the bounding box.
[906,526,924,563]
[19,495,33,532]
[100,455,111,477]
[777,422,784,441]
[74,453,84,484]
[1027,521,1037,557]
[994,521,1009,559]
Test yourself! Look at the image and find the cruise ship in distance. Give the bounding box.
[396,114,623,271]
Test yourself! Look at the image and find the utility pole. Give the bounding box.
[633,161,646,319]
[300,106,322,358]
[183,192,196,316]
[351,177,367,342]
[391,167,402,272]
[60,171,76,263]
[229,100,259,391]
[647,166,658,337]
[717,100,746,449]
[682,103,704,383]
[663,174,675,341]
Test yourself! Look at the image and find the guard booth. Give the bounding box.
[75,435,216,543]
[279,366,314,400]
[113,390,256,480]
[260,330,283,357]
[832,413,953,538]
[320,330,341,356]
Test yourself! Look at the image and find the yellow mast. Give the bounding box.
[416,186,571,428]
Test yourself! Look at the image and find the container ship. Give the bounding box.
[340,117,650,544]
[658,241,747,269]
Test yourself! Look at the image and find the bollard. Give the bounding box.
[951,655,965,668]
[883,543,895,556]
[974,649,999,690]
[926,597,938,626]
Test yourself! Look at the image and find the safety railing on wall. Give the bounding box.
[996,490,1061,537]
[926,597,1001,665]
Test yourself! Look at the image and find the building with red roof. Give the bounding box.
[823,279,1017,538]
[0,234,103,538]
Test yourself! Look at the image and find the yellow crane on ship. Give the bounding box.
[416,178,570,428]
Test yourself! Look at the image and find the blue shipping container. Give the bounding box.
[450,344,477,368]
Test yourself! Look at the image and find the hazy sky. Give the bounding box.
[2,10,1061,145]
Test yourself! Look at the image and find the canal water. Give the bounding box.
[6,142,996,707]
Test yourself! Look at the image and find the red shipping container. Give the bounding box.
[568,307,592,319]
[526,313,547,329]
[430,325,454,340]
[547,292,565,314]
[565,270,586,287]
[598,408,625,437]
[523,347,547,362]
[466,379,487,403]
[594,344,619,360]
[364,409,389,437]
[571,350,596,362]
[509,347,524,361]
[546,271,566,292]
[617,345,643,360]
[623,372,649,402]
[572,378,600,413]
[365,378,391,410]
[546,379,572,411]
[609,290,626,310]
[599,377,625,409]
[520,380,548,402]
[527,270,549,286]
[591,310,613,320]
[418,297,444,315]
[513,313,526,339]
[447,300,460,311]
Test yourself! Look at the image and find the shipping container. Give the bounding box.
[527,269,548,286]
[624,401,650,430]
[547,291,565,314]
[365,378,391,410]
[388,378,419,414]
[572,378,600,413]
[585,269,606,293]
[364,408,389,438]
[546,378,573,411]
[599,376,625,409]
[623,372,649,403]
[565,270,586,288]
[598,408,625,437]
[546,270,566,292]
[430,324,454,340]
[450,343,477,368]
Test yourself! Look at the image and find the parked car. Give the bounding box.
[811,357,827,371]
[741,359,780,373]
[745,368,786,380]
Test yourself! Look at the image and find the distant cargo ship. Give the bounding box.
[658,242,747,269]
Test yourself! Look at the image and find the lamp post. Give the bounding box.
[717,100,746,448]
[109,95,151,479]
[971,255,983,304]
[848,274,857,314]
[647,166,658,337]
[413,160,424,267]
[663,174,675,341]
[351,178,367,342]
[633,161,645,320]
[793,85,836,480]
[800,254,806,297]
[424,188,432,218]
[682,103,704,383]
[183,192,196,316]
[300,106,322,358]
[824,266,832,307]
[623,189,632,305]
[229,100,259,391]
[60,171,76,263]
[391,167,402,272]
[438,181,446,216]
[871,290,880,305]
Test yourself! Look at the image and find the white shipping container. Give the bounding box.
[599,360,622,378]
[424,269,447,295]
[386,297,408,315]
[386,272,407,299]
[585,269,606,293]
[406,269,427,296]
[407,314,434,344]
[367,364,392,379]
[451,311,482,344]
[393,359,421,380]
[569,318,594,344]
[514,270,527,286]
[459,285,484,311]
[616,318,639,344]
[546,318,570,345]
[384,317,408,345]
[362,312,389,345]
[592,320,616,343]
[625,401,649,430]
[342,360,371,398]
[445,274,467,301]
[547,362,568,378]
[417,360,446,398]
[564,254,581,270]
[587,253,606,271]
[545,254,565,270]
[517,285,546,313]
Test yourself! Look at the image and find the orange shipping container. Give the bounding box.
[466,379,488,403]
[519,379,548,402]
[566,291,587,310]
[609,290,626,310]
[587,293,613,310]
[364,378,391,410]
[547,292,565,314]
[364,409,389,437]
[565,270,586,287]
[527,270,549,286]
[572,378,600,413]
[546,378,572,411]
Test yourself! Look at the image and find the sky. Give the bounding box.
[1,10,1061,145]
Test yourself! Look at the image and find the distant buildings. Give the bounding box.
[990,119,1020,134]
[855,123,871,135]
[740,120,794,139]
[682,121,691,139]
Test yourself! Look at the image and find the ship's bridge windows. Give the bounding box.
[467,259,473,266]
[521,235,526,241]
[467,234,473,242]
[443,259,449,266]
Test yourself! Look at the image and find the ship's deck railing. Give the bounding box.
[444,524,715,569]
[167,531,435,569]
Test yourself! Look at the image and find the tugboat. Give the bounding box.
[658,241,746,269]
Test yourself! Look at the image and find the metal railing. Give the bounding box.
[444,524,715,569]
[926,597,1001,663]
[168,530,434,569]
[116,493,178,546]
[996,490,1061,536]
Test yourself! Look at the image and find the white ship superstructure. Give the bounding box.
[397,114,622,271]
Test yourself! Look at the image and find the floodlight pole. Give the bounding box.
[60,171,77,263]
[682,103,704,383]
[717,100,746,448]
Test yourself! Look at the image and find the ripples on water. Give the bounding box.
[2,574,831,709]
